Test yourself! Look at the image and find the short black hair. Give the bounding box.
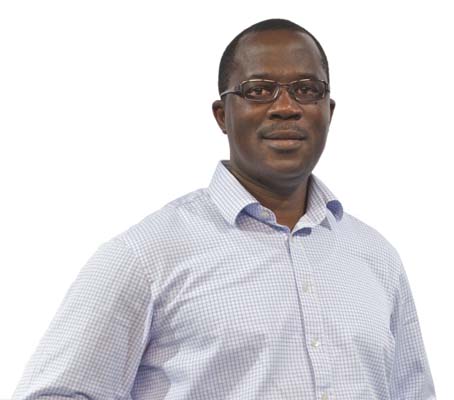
[218,18,329,96]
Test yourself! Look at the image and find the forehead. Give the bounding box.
[232,29,326,82]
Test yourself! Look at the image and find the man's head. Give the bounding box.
[212,19,335,191]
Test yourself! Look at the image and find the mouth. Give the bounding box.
[262,132,307,151]
[262,130,307,141]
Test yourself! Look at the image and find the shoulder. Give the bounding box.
[338,211,404,287]
[114,188,212,243]
[341,211,402,263]
[101,188,217,276]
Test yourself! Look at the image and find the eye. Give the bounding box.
[295,84,320,95]
[293,81,325,99]
[252,87,267,95]
[243,81,276,99]
[246,86,273,97]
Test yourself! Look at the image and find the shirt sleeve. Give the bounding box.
[12,238,153,400]
[389,264,436,399]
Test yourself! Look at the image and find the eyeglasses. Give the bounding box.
[220,78,330,104]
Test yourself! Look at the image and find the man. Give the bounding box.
[13,18,436,400]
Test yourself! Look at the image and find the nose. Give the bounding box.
[266,85,303,120]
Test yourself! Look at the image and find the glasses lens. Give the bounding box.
[292,80,326,102]
[242,81,277,101]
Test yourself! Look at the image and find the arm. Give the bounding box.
[12,238,153,400]
[389,265,436,399]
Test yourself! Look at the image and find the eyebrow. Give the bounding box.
[246,72,321,81]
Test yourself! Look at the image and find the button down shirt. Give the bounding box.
[12,160,436,400]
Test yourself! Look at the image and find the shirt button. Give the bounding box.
[321,393,329,400]
[302,282,311,293]
[260,210,270,218]
[311,338,321,348]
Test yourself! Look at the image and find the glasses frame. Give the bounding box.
[220,78,330,104]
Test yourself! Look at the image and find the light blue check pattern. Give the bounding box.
[12,160,436,400]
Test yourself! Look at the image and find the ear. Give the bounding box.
[329,98,336,121]
[212,99,227,134]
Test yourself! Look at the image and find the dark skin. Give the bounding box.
[212,29,336,230]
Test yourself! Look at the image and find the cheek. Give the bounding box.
[225,100,264,134]
[306,105,332,135]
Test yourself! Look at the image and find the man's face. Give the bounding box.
[213,29,335,188]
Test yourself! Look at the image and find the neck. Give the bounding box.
[223,160,311,230]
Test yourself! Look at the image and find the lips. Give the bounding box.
[262,130,307,140]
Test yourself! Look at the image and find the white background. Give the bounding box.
[1,1,452,398]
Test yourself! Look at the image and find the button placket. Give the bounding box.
[286,232,333,393]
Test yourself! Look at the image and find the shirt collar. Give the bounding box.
[207,160,343,230]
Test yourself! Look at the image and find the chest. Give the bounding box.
[148,236,394,357]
